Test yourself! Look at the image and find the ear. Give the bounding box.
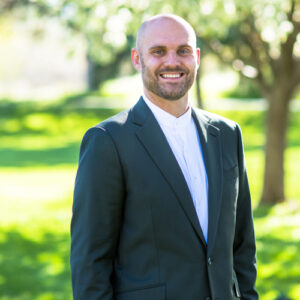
[196,48,200,68]
[131,48,142,72]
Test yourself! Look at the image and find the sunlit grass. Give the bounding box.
[255,203,300,299]
[0,167,74,227]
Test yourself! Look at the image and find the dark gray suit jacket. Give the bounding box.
[71,97,258,300]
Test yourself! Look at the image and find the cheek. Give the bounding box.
[145,56,163,67]
[188,59,198,69]
[144,64,162,78]
[148,60,161,71]
[187,62,198,76]
[185,55,198,66]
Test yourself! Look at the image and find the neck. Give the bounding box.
[144,90,190,117]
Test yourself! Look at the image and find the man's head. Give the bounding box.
[132,14,200,102]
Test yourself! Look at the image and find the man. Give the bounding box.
[71,14,258,300]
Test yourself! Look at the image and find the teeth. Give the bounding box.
[162,73,181,78]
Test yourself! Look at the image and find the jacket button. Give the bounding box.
[207,256,214,265]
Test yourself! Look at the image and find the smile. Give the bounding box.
[160,73,185,79]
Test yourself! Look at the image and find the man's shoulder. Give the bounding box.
[96,108,131,130]
[80,108,133,151]
[80,107,136,145]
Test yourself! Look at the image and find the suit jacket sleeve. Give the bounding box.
[233,124,258,300]
[71,127,125,300]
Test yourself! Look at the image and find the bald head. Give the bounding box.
[136,14,197,52]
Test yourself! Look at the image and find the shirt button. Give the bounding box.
[207,256,214,265]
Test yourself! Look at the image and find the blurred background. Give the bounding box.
[0,0,299,299]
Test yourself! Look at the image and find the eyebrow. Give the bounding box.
[148,44,193,51]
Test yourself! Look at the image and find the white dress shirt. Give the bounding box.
[143,95,209,241]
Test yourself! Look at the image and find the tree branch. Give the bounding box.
[280,0,300,73]
[240,33,270,87]
[250,16,276,72]
[202,37,270,95]
[287,0,296,23]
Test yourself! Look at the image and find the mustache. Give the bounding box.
[156,68,188,74]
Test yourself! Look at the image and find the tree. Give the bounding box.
[56,2,138,90]
[193,0,300,204]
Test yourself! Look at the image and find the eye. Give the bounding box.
[178,48,191,55]
[152,49,165,56]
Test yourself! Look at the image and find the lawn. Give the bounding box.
[0,98,299,300]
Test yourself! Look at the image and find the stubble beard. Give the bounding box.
[140,56,196,101]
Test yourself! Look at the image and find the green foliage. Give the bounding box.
[223,77,262,99]
[4,0,299,93]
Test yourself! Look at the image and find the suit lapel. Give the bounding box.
[192,109,223,255]
[132,98,206,246]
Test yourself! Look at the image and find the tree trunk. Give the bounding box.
[195,65,203,109]
[260,90,291,204]
[87,55,102,91]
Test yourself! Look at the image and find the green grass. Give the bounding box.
[254,204,300,300]
[0,99,299,299]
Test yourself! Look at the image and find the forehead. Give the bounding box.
[141,18,196,50]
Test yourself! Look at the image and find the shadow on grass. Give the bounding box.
[0,229,72,300]
[0,142,80,167]
[253,205,273,218]
[0,97,121,119]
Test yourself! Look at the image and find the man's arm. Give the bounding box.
[233,124,258,300]
[71,127,125,300]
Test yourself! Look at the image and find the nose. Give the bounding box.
[164,51,179,66]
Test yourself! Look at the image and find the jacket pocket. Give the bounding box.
[116,284,165,300]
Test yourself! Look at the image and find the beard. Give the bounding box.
[140,57,196,101]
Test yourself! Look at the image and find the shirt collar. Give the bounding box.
[142,94,192,129]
